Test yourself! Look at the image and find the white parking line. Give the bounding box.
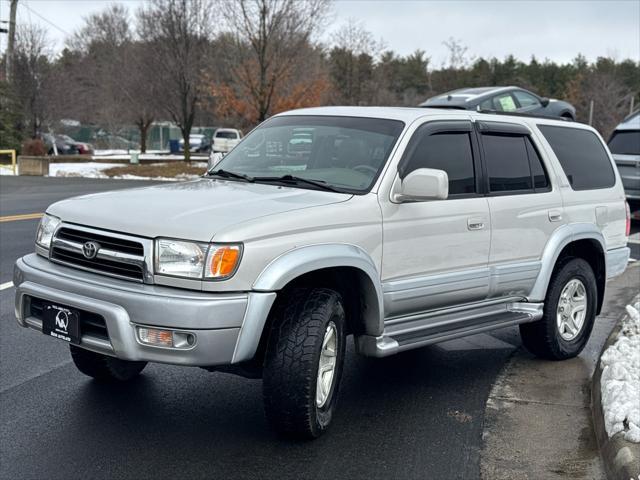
[0,281,14,291]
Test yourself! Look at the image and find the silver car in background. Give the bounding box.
[608,111,640,206]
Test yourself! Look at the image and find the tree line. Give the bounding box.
[1,0,638,159]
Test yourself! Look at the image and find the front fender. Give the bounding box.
[232,244,384,364]
[254,243,384,332]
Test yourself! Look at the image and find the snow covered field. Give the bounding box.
[49,162,122,178]
[49,162,206,181]
[92,150,208,162]
[600,299,640,443]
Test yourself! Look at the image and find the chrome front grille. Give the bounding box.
[50,226,149,282]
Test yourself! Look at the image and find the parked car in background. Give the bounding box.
[58,134,94,155]
[94,134,137,151]
[213,128,242,153]
[179,134,211,153]
[420,86,576,120]
[608,111,640,205]
[43,133,79,155]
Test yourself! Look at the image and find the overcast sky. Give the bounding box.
[1,0,638,66]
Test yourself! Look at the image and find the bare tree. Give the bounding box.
[442,37,471,70]
[11,24,53,138]
[138,0,215,161]
[221,0,330,122]
[332,19,382,58]
[67,4,132,53]
[59,5,136,146]
[61,5,163,152]
[566,70,631,138]
[328,19,381,105]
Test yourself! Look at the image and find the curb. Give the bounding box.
[591,294,640,480]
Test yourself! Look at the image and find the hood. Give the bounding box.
[47,178,351,242]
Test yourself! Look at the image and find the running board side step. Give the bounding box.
[356,301,543,358]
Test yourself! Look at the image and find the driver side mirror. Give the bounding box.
[392,168,449,202]
[540,97,550,107]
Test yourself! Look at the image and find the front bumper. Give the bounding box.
[14,254,276,366]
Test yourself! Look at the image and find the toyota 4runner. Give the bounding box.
[14,107,631,439]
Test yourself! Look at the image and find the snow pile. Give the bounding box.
[600,300,640,443]
[48,163,203,181]
[110,173,200,182]
[92,151,206,162]
[49,162,121,178]
[0,167,16,176]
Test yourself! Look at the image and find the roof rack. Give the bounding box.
[475,109,572,122]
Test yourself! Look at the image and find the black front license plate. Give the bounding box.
[42,302,80,344]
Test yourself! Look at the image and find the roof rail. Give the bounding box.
[476,109,572,122]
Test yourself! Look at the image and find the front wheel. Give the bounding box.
[263,288,346,439]
[520,257,597,360]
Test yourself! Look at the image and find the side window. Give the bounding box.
[401,129,476,195]
[513,91,541,108]
[483,134,532,192]
[479,99,493,111]
[493,93,518,112]
[525,138,549,190]
[538,125,616,190]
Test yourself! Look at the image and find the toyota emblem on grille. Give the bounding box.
[82,241,100,259]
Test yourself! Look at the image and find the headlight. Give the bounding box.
[35,214,61,249]
[155,239,242,280]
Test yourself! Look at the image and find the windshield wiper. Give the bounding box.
[253,174,343,193]
[205,169,254,182]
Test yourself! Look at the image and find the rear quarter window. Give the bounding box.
[537,125,615,190]
[608,130,640,155]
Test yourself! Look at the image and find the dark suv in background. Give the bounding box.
[420,86,576,120]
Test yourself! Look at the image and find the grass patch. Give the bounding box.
[103,162,207,178]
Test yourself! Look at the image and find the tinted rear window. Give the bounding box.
[483,135,532,192]
[537,125,615,190]
[216,131,238,139]
[608,130,640,155]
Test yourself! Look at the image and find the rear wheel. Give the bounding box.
[70,345,147,381]
[263,288,346,439]
[520,257,597,360]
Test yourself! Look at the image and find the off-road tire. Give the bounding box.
[263,288,346,439]
[70,345,147,381]
[519,257,597,360]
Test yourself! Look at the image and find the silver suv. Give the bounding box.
[14,107,631,439]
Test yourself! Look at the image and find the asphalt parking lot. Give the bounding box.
[0,176,638,480]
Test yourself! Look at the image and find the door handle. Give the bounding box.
[467,218,486,230]
[548,210,563,222]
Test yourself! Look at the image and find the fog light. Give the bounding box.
[137,327,196,349]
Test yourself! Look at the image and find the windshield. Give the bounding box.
[608,130,640,155]
[216,131,239,139]
[212,115,404,193]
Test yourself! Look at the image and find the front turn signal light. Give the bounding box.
[205,245,242,279]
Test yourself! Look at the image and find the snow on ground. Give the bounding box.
[110,173,200,181]
[94,149,169,156]
[600,299,640,443]
[0,167,16,175]
[49,163,122,178]
[49,162,206,181]
[92,150,208,162]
